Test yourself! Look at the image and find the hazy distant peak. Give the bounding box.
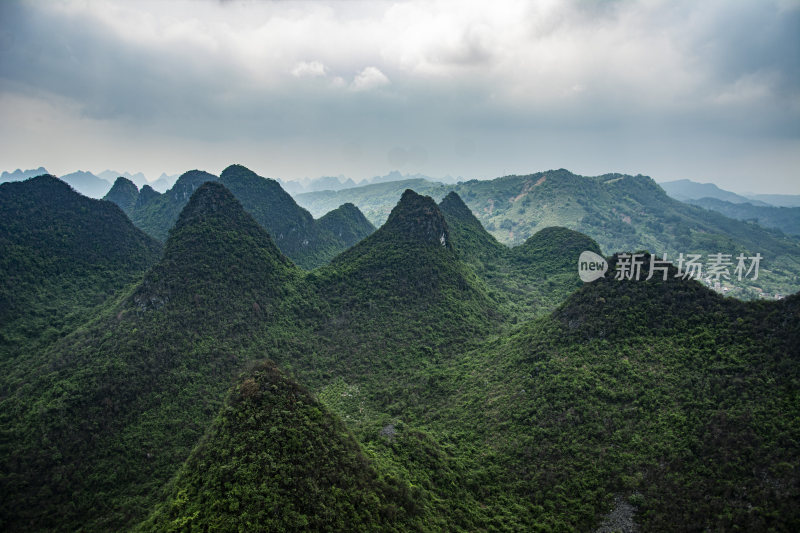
[659,178,754,204]
[0,167,49,182]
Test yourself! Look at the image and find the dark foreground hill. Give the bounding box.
[437,258,800,530]
[0,183,308,531]
[0,176,162,360]
[139,361,422,532]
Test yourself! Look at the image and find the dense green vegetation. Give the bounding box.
[0,176,162,360]
[317,202,375,248]
[140,361,422,532]
[130,169,218,241]
[1,175,798,532]
[295,170,800,297]
[135,184,161,209]
[440,191,603,319]
[219,164,374,268]
[0,182,311,531]
[103,176,140,216]
[128,165,374,269]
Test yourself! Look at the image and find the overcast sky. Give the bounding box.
[1,0,798,192]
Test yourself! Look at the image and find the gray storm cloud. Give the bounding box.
[0,0,797,191]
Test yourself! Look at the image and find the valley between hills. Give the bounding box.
[0,165,798,531]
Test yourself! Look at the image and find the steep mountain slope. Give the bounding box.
[0,183,308,531]
[316,202,375,248]
[311,189,502,358]
[129,164,373,268]
[135,184,161,209]
[60,170,112,198]
[140,361,422,532]
[439,191,602,319]
[293,190,504,401]
[0,175,162,359]
[440,258,800,530]
[277,190,511,530]
[131,169,217,240]
[103,176,140,216]
[438,190,506,269]
[219,164,372,268]
[688,196,800,237]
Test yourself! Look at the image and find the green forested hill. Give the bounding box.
[128,164,374,268]
[0,182,309,531]
[0,175,162,359]
[317,201,375,248]
[140,361,423,532]
[103,177,140,216]
[295,170,800,298]
[219,164,374,268]
[130,169,218,241]
[441,258,800,530]
[439,191,603,319]
[134,184,160,209]
[1,180,798,532]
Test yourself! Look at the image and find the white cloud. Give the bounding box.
[291,61,328,78]
[350,66,390,91]
[0,0,797,191]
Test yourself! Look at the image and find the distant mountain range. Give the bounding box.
[0,167,49,182]
[295,170,800,298]
[278,170,459,195]
[660,178,800,207]
[59,170,112,198]
[1,168,179,197]
[686,197,800,237]
[97,169,178,192]
[659,178,768,204]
